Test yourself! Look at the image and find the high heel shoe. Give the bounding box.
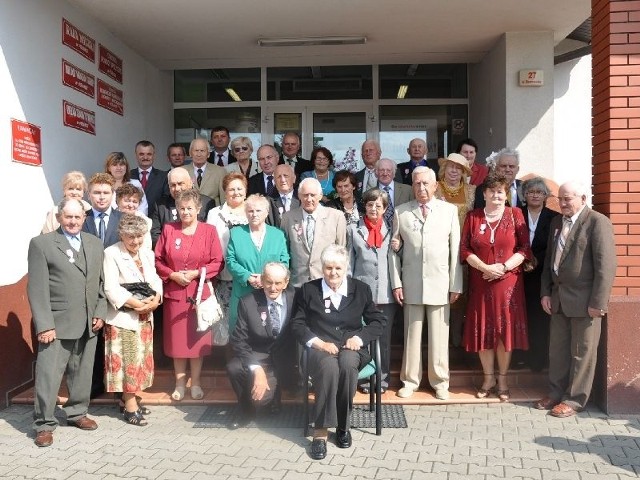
[497,373,510,402]
[476,373,497,399]
[171,386,185,401]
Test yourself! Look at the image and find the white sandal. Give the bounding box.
[190,385,204,400]
[171,386,185,401]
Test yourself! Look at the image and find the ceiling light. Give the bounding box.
[258,36,367,47]
[397,84,409,99]
[225,88,242,102]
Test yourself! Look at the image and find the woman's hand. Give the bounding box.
[247,274,262,289]
[170,270,197,287]
[314,340,339,355]
[481,263,505,282]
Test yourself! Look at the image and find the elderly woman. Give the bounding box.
[460,174,532,401]
[226,137,260,179]
[115,183,152,250]
[206,172,249,338]
[292,244,384,460]
[103,214,162,426]
[155,188,224,401]
[326,170,364,226]
[300,147,335,202]
[104,152,149,215]
[226,194,289,332]
[348,188,395,393]
[42,171,91,233]
[456,138,488,186]
[521,177,559,371]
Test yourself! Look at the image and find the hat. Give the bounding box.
[438,153,471,176]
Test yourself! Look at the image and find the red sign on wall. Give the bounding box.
[97,79,124,116]
[11,119,42,166]
[62,100,96,135]
[62,59,95,98]
[98,44,123,84]
[62,19,95,62]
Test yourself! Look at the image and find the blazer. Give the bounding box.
[247,171,280,199]
[27,230,107,339]
[389,199,463,305]
[83,208,122,248]
[281,205,348,287]
[150,194,215,246]
[397,160,438,185]
[103,242,163,331]
[185,163,227,207]
[225,159,261,179]
[348,219,394,304]
[524,206,559,277]
[130,167,170,218]
[541,207,617,317]
[356,167,402,194]
[380,181,414,208]
[208,150,237,166]
[267,192,300,227]
[474,179,523,209]
[230,286,296,369]
[279,155,313,177]
[291,278,385,348]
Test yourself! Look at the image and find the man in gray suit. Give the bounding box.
[28,198,107,447]
[535,181,616,417]
[375,158,414,226]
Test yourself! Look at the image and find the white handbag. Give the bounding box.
[195,267,223,332]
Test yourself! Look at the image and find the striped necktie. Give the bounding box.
[553,217,572,274]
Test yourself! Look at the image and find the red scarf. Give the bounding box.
[364,216,384,248]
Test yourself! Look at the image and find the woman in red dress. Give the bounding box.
[155,189,224,401]
[460,174,532,401]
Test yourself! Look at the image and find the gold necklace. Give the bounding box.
[439,180,463,196]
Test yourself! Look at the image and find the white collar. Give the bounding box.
[568,206,586,224]
[92,207,112,217]
[194,163,207,172]
[321,278,348,299]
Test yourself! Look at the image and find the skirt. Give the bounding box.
[104,322,154,393]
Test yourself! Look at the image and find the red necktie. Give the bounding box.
[140,170,148,190]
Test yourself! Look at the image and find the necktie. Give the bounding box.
[140,170,148,190]
[508,189,514,207]
[384,186,394,223]
[420,204,428,220]
[281,195,288,212]
[217,154,224,167]
[269,302,281,336]
[98,212,107,244]
[366,170,376,190]
[306,215,315,249]
[196,168,203,188]
[287,157,295,166]
[553,217,572,274]
[266,175,274,196]
[69,235,80,252]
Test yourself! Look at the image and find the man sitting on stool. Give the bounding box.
[227,262,298,428]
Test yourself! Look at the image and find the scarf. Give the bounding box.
[363,216,384,248]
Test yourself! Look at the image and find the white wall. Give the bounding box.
[0,0,173,286]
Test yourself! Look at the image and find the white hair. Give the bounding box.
[488,147,520,170]
[376,158,397,175]
[560,181,588,198]
[411,166,436,182]
[320,244,349,269]
[298,177,323,195]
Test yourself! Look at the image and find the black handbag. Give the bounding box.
[118,282,156,311]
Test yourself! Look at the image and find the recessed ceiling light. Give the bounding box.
[258,36,367,47]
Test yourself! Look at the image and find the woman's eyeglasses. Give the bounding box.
[233,146,250,152]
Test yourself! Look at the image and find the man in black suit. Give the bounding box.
[355,140,402,196]
[130,140,170,218]
[208,126,237,167]
[278,132,312,176]
[397,138,437,185]
[473,148,524,209]
[227,262,298,428]
[267,163,300,227]
[248,144,280,199]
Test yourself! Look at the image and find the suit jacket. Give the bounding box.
[524,206,559,278]
[185,163,227,207]
[281,205,348,287]
[225,159,261,179]
[150,194,215,246]
[27,230,107,338]
[267,192,300,227]
[474,179,523,209]
[380,181,414,208]
[389,199,463,305]
[208,150,237,166]
[541,207,617,317]
[103,242,163,331]
[230,286,296,370]
[397,160,438,185]
[83,209,122,248]
[130,167,169,218]
[279,155,313,177]
[247,171,279,199]
[356,167,402,194]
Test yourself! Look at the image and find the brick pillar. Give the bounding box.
[592,0,640,413]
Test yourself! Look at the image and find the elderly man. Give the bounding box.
[208,125,236,167]
[375,158,414,226]
[130,140,169,218]
[535,182,616,417]
[248,144,280,198]
[397,138,437,185]
[474,147,523,209]
[278,132,312,176]
[267,163,300,227]
[150,167,215,245]
[227,262,298,428]
[355,140,402,195]
[281,178,347,287]
[185,137,226,206]
[167,143,188,168]
[390,166,462,400]
[28,198,107,447]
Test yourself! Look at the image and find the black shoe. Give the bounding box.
[336,429,352,448]
[229,408,254,430]
[310,438,327,460]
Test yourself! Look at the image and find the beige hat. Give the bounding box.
[438,153,471,176]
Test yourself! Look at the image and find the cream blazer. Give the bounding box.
[103,242,163,331]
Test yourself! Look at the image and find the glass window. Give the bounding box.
[379,64,467,99]
[267,65,372,100]
[313,112,367,172]
[174,69,261,102]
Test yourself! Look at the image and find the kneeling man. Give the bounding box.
[227,262,298,428]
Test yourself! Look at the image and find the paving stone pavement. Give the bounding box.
[1,403,639,480]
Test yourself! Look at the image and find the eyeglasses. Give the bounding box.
[365,203,385,210]
[525,190,545,196]
[233,146,250,152]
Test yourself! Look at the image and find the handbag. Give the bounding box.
[195,267,223,332]
[118,282,156,311]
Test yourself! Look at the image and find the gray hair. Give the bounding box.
[245,193,271,212]
[57,197,86,214]
[521,177,550,197]
[118,213,149,237]
[189,137,209,153]
[320,244,349,269]
[230,136,254,152]
[412,166,436,182]
[560,181,588,198]
[298,177,323,195]
[488,147,520,170]
[376,158,397,175]
[262,262,290,281]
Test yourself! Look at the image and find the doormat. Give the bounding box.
[193,404,407,429]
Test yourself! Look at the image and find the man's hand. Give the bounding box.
[393,287,404,306]
[91,318,104,332]
[314,340,339,355]
[541,296,552,315]
[37,329,56,344]
[344,336,362,351]
[251,367,270,401]
[587,307,605,318]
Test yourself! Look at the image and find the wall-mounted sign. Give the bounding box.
[63,100,96,135]
[62,59,95,98]
[98,44,123,84]
[97,79,123,116]
[519,69,544,87]
[11,119,42,166]
[62,18,95,62]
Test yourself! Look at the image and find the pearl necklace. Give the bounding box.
[483,208,504,244]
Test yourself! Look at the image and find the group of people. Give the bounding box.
[28,131,616,462]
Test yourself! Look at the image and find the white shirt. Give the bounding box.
[321,278,348,310]
[280,191,294,211]
[214,150,230,166]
